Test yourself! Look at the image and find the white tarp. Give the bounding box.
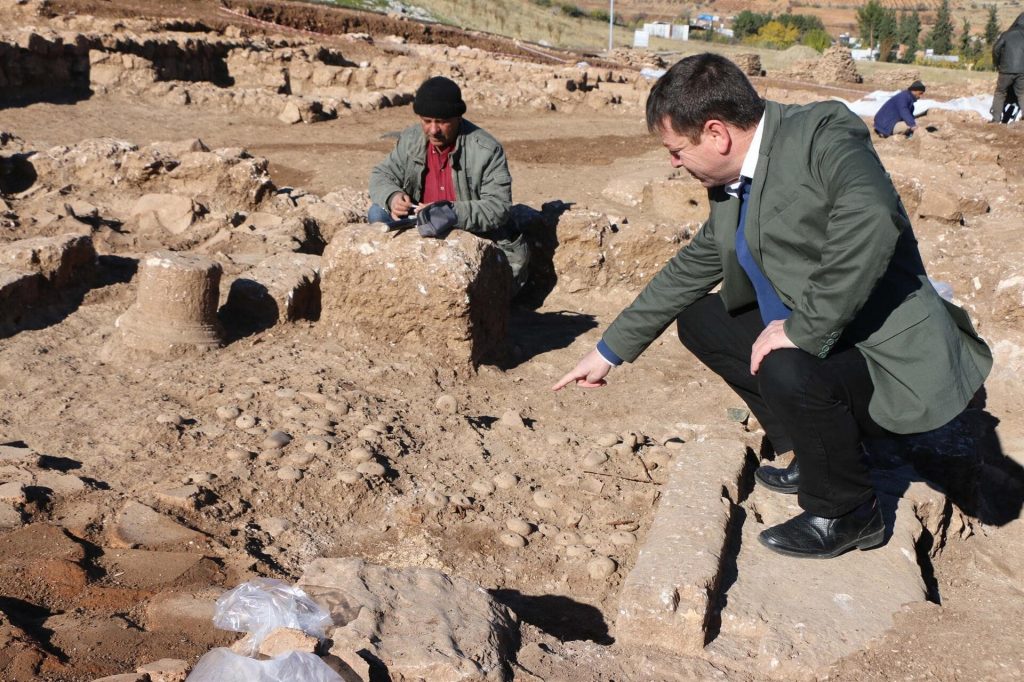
[838,90,995,121]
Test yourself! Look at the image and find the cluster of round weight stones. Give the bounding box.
[205,384,400,484]
[480,429,687,581]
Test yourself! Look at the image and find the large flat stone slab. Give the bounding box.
[615,439,749,654]
[705,465,947,679]
[106,501,208,551]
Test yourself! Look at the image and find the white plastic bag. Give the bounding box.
[185,648,344,682]
[211,578,333,656]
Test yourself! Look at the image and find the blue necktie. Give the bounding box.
[735,178,791,325]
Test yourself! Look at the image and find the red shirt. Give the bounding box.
[421,143,456,204]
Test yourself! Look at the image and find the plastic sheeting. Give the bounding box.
[185,648,344,682]
[838,90,995,121]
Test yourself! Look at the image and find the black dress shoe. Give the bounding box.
[758,503,885,559]
[755,458,800,494]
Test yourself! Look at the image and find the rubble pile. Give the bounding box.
[787,45,862,84]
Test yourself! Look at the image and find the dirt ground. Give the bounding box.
[2,1,1024,680]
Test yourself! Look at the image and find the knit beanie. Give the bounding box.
[413,76,467,119]
[909,80,926,93]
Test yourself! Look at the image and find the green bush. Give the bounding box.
[801,28,832,52]
[559,3,584,18]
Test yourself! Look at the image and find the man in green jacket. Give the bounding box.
[368,76,530,292]
[554,54,991,559]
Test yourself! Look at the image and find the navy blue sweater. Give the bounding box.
[873,90,918,135]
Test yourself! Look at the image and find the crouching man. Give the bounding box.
[368,76,530,292]
[554,54,992,559]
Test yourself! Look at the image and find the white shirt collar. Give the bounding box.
[725,114,766,197]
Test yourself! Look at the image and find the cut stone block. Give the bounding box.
[319,224,511,368]
[0,267,43,333]
[101,548,214,589]
[107,501,206,550]
[299,557,518,682]
[144,589,222,632]
[0,233,96,288]
[615,439,748,654]
[136,658,188,682]
[221,253,321,328]
[0,501,23,529]
[0,442,40,465]
[704,465,947,678]
[131,193,201,235]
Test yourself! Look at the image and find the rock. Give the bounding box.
[532,490,558,509]
[263,430,293,449]
[221,253,322,329]
[918,188,964,224]
[278,100,303,124]
[102,549,216,590]
[131,193,202,234]
[499,532,527,548]
[616,439,748,654]
[258,626,319,657]
[235,415,257,429]
[319,224,511,369]
[0,268,43,335]
[506,518,533,536]
[355,461,385,477]
[434,394,458,414]
[216,405,241,420]
[492,472,517,489]
[0,481,27,503]
[92,674,150,682]
[587,556,617,579]
[299,558,518,682]
[144,589,222,633]
[277,467,303,481]
[260,517,292,536]
[0,502,23,529]
[0,233,96,288]
[107,501,207,550]
[136,658,188,682]
[348,446,373,463]
[726,407,749,423]
[471,479,495,496]
[153,485,202,510]
[498,409,524,428]
[226,446,253,462]
[0,443,39,464]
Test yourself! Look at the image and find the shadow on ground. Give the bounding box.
[490,589,613,645]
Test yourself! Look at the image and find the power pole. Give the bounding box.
[608,0,615,53]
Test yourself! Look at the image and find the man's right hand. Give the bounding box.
[389,192,417,220]
[552,349,612,391]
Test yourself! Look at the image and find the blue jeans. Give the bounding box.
[367,204,393,225]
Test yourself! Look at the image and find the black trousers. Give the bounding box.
[677,294,887,517]
[991,72,1024,123]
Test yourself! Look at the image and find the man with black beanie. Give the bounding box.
[873,80,926,138]
[369,76,530,292]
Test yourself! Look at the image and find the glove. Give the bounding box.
[416,201,458,239]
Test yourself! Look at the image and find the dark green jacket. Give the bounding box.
[603,100,991,434]
[368,119,512,235]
